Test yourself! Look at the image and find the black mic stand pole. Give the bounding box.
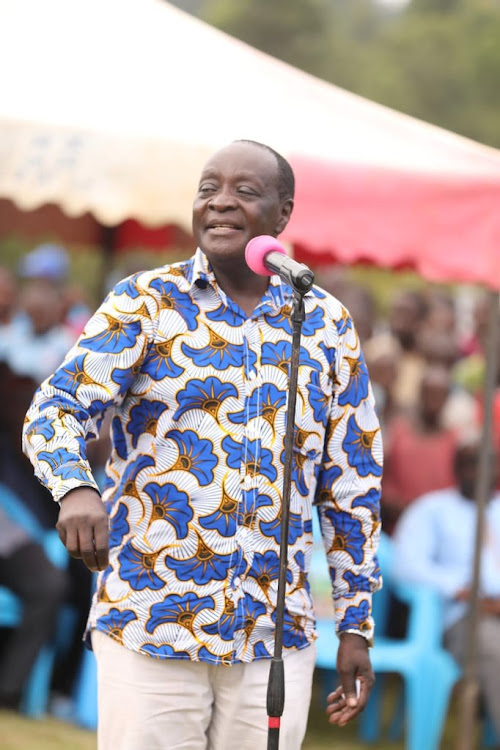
[267,273,313,750]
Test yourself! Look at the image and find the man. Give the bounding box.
[393,439,500,739]
[381,365,457,534]
[387,288,428,411]
[23,140,382,749]
[0,278,75,384]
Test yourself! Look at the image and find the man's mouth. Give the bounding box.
[206,222,242,231]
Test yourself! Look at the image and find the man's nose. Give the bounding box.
[208,187,237,210]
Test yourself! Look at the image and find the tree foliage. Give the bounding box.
[198,0,500,149]
[199,0,331,74]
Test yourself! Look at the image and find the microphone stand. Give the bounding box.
[267,276,313,750]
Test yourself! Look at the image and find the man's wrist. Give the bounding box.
[338,630,372,648]
[60,485,101,503]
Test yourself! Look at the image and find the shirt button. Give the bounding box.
[233,577,241,587]
[247,370,257,381]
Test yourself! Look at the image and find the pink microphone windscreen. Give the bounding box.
[245,235,286,276]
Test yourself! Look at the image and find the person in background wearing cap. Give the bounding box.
[393,438,500,740]
[19,242,92,336]
[0,244,76,384]
[18,242,71,282]
[23,141,382,750]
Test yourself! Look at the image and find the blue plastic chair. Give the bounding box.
[0,482,68,716]
[310,515,461,750]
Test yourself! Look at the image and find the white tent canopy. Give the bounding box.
[1,0,500,287]
[1,0,500,218]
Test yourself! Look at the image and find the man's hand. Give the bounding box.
[56,487,109,572]
[326,632,374,727]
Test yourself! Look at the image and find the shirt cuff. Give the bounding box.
[51,476,101,504]
[335,591,375,644]
[338,628,374,647]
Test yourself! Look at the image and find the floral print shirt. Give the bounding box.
[23,249,382,664]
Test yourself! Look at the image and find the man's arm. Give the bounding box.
[23,274,158,570]
[316,307,383,725]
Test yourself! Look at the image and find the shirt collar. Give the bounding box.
[181,248,215,292]
[181,247,294,313]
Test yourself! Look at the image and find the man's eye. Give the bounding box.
[199,185,216,193]
[238,187,257,196]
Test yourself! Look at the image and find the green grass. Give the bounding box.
[0,708,396,750]
[0,679,403,750]
[1,711,95,750]
[0,677,465,750]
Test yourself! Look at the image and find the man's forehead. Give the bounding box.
[201,142,278,178]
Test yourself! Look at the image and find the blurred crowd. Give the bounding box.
[321,271,497,534]
[0,244,498,718]
[0,244,109,714]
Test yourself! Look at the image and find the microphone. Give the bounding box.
[245,236,314,293]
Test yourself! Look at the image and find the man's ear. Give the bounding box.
[275,198,294,236]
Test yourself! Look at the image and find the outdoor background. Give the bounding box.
[2,0,500,748]
[5,0,500,301]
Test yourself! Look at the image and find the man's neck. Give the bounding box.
[416,413,442,433]
[210,259,269,317]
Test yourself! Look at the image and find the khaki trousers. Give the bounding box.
[92,630,316,750]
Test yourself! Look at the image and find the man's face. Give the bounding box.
[192,143,293,267]
[389,292,421,348]
[457,448,479,499]
[456,445,498,500]
[20,280,64,334]
[421,380,449,418]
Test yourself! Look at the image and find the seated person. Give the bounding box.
[392,438,500,739]
[0,365,90,709]
[0,506,67,709]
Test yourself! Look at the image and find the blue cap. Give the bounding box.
[19,243,70,280]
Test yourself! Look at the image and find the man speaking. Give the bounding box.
[23,140,382,749]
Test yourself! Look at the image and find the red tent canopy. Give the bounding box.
[289,161,500,287]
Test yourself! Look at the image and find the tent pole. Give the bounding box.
[455,289,499,750]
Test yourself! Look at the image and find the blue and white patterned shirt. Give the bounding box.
[23,249,382,665]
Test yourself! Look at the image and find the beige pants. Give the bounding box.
[92,630,316,750]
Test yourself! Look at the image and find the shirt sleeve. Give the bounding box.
[22,276,158,503]
[315,310,383,643]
